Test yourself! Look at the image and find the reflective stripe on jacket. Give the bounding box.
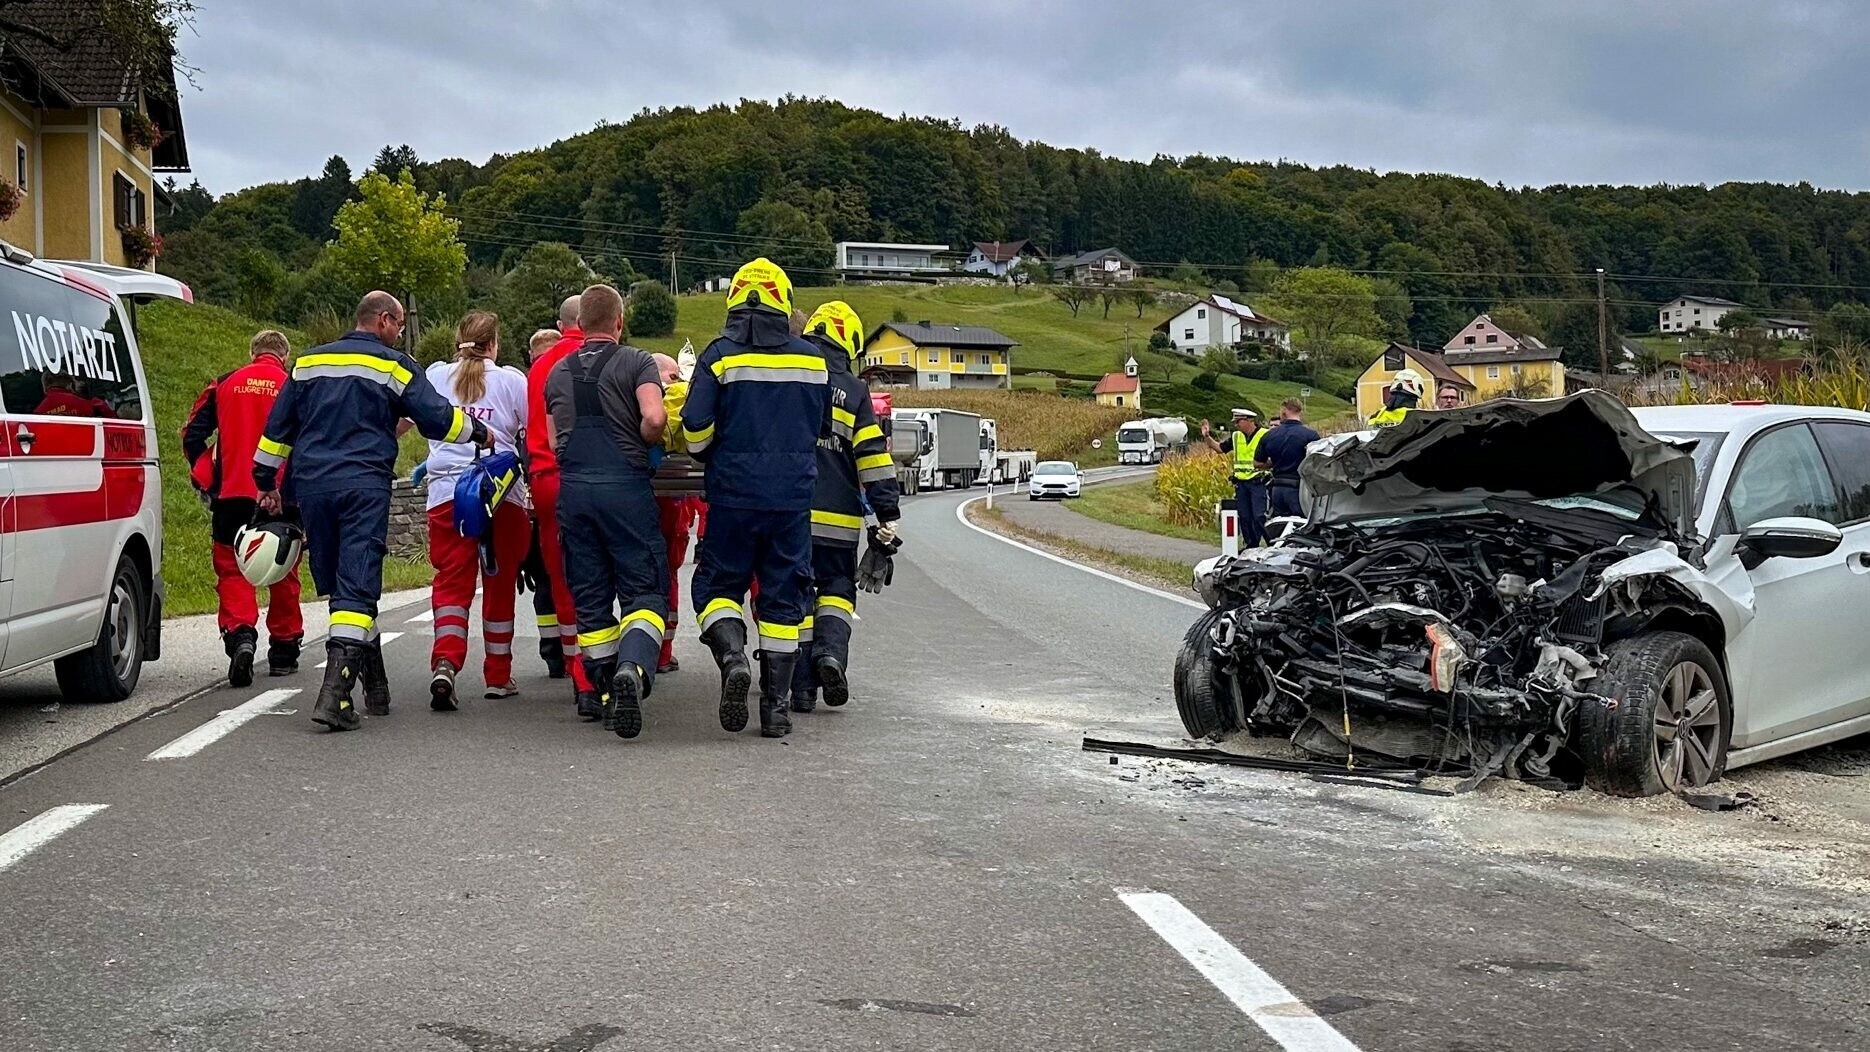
[679,310,831,511]
[1231,428,1267,481]
[808,335,901,547]
[1368,407,1410,428]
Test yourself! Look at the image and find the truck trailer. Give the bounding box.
[1116,417,1190,464]
[891,408,984,494]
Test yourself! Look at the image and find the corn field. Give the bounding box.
[890,389,1137,460]
[1623,359,1870,411]
[1154,450,1233,528]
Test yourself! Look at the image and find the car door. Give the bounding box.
[1805,421,1870,724]
[1719,422,1858,747]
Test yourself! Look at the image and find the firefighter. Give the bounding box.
[1200,408,1268,546]
[254,291,490,732]
[681,258,830,739]
[523,328,566,679]
[527,296,604,714]
[182,329,304,685]
[787,301,899,714]
[1370,368,1424,427]
[541,284,669,739]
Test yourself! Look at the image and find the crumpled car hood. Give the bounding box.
[1302,391,1699,539]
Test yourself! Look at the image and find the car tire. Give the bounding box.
[1578,631,1731,797]
[55,556,146,703]
[1173,610,1234,739]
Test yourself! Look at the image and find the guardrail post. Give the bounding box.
[1218,497,1239,558]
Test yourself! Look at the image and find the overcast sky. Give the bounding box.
[176,0,1864,195]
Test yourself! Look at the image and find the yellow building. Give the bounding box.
[859,321,1015,390]
[1438,313,1565,400]
[0,3,190,266]
[1354,342,1475,420]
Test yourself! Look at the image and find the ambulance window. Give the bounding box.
[0,269,143,420]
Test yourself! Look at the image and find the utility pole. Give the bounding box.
[1596,267,1609,381]
[668,249,679,296]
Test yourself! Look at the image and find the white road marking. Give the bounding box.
[314,631,405,668]
[955,489,1205,610]
[1119,890,1362,1052]
[0,804,109,874]
[146,689,302,760]
[408,610,434,623]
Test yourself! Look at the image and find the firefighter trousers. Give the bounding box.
[427,499,530,685]
[300,485,390,645]
[692,505,811,655]
[531,471,594,692]
[557,475,669,690]
[790,542,858,699]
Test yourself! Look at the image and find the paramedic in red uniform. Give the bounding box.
[182,330,304,686]
[526,295,599,711]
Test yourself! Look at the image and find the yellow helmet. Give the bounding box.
[725,257,794,316]
[805,300,866,359]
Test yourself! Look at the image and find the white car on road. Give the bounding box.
[1028,461,1082,500]
[1180,393,1870,796]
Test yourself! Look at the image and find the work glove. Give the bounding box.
[518,522,548,595]
[470,418,493,449]
[410,461,428,490]
[857,526,902,594]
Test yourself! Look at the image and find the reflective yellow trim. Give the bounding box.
[700,597,742,620]
[853,423,883,446]
[578,624,623,648]
[330,610,375,630]
[810,509,865,530]
[621,610,667,635]
[294,352,414,387]
[445,407,469,442]
[817,595,855,615]
[799,615,815,632]
[535,614,559,628]
[709,353,827,377]
[257,435,292,457]
[855,452,894,472]
[756,621,800,641]
[683,422,715,444]
[831,406,857,428]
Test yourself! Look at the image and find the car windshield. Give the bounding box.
[1648,431,1724,499]
[1037,462,1076,474]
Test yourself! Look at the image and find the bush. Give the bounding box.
[416,317,460,366]
[300,305,343,348]
[1147,330,1173,352]
[627,279,677,337]
[1154,451,1232,528]
[1192,372,1218,391]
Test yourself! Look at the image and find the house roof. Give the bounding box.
[1764,316,1812,328]
[867,321,1019,350]
[1442,344,1563,366]
[1383,344,1475,389]
[1153,293,1288,332]
[2,1,190,169]
[1670,294,1747,308]
[1093,373,1139,395]
[972,240,1036,263]
[1053,247,1136,269]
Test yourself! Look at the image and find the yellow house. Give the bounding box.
[0,3,190,267]
[1354,342,1475,419]
[859,320,1015,390]
[1439,313,1565,400]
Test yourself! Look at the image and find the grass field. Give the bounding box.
[139,301,432,617]
[1068,479,1218,545]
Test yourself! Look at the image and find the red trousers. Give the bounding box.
[212,542,303,640]
[530,471,593,692]
[428,499,530,685]
[656,496,703,665]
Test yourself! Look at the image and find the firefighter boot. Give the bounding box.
[817,654,850,708]
[608,662,644,740]
[581,658,615,727]
[702,619,752,733]
[759,651,796,739]
[312,641,364,732]
[225,625,257,689]
[361,641,392,716]
[789,642,817,713]
[267,636,302,677]
[539,635,566,680]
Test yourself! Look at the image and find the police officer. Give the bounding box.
[1370,368,1424,427]
[787,302,899,714]
[680,258,830,739]
[182,329,304,685]
[542,284,669,739]
[1201,408,1268,546]
[254,291,490,732]
[1255,398,1322,522]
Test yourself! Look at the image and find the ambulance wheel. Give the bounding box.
[56,557,145,703]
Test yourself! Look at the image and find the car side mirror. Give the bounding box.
[1737,516,1843,570]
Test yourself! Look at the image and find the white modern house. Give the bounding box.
[962,239,1044,278]
[834,242,952,280]
[1764,316,1812,341]
[1658,294,1746,334]
[1155,293,1291,354]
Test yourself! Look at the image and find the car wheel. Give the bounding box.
[1578,631,1731,797]
[55,556,146,703]
[1173,610,1235,739]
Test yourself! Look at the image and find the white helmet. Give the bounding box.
[1391,368,1426,398]
[234,520,304,587]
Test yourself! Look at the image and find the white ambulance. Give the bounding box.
[0,244,190,702]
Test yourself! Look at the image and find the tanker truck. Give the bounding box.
[1116,417,1190,464]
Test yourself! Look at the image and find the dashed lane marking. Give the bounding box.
[955,490,1205,611]
[146,689,302,760]
[313,631,405,668]
[0,804,109,874]
[1119,890,1362,1052]
[408,610,434,623]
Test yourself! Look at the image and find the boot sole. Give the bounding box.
[429,674,458,712]
[268,665,297,677]
[719,664,751,732]
[312,704,359,732]
[760,719,791,739]
[606,678,643,740]
[819,663,849,708]
[228,649,254,689]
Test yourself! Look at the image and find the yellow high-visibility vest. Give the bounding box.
[1368,407,1410,428]
[1232,428,1267,481]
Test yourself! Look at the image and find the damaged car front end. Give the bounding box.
[1178,392,1739,795]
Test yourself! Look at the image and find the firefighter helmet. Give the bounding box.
[724,257,794,316]
[1390,368,1426,398]
[234,519,305,587]
[805,300,866,359]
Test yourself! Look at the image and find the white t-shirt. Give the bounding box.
[424,359,531,511]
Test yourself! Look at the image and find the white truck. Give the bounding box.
[1116,417,1190,464]
[892,408,985,494]
[980,418,1036,485]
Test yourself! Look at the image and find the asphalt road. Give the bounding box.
[0,468,1864,1051]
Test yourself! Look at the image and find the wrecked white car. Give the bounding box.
[1177,391,1870,796]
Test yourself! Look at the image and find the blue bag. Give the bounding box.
[453,450,523,573]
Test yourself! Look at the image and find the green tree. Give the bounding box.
[495,241,595,349]
[233,247,287,319]
[627,280,678,338]
[1262,267,1385,378]
[1011,257,1050,286]
[1488,305,1545,341]
[1817,302,1870,350]
[1369,278,1413,340]
[1125,287,1159,318]
[1241,257,1281,294]
[735,200,834,281]
[1051,284,1095,317]
[325,170,467,343]
[290,155,354,239]
[370,144,420,178]
[1547,302,1615,370]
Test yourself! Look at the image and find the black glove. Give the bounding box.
[857,527,902,594]
[518,521,548,594]
[470,417,492,449]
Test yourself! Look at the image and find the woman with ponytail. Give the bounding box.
[423,311,532,708]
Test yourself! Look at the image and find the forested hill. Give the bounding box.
[160,97,1870,341]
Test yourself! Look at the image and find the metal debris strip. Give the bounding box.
[1081,737,1432,785]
